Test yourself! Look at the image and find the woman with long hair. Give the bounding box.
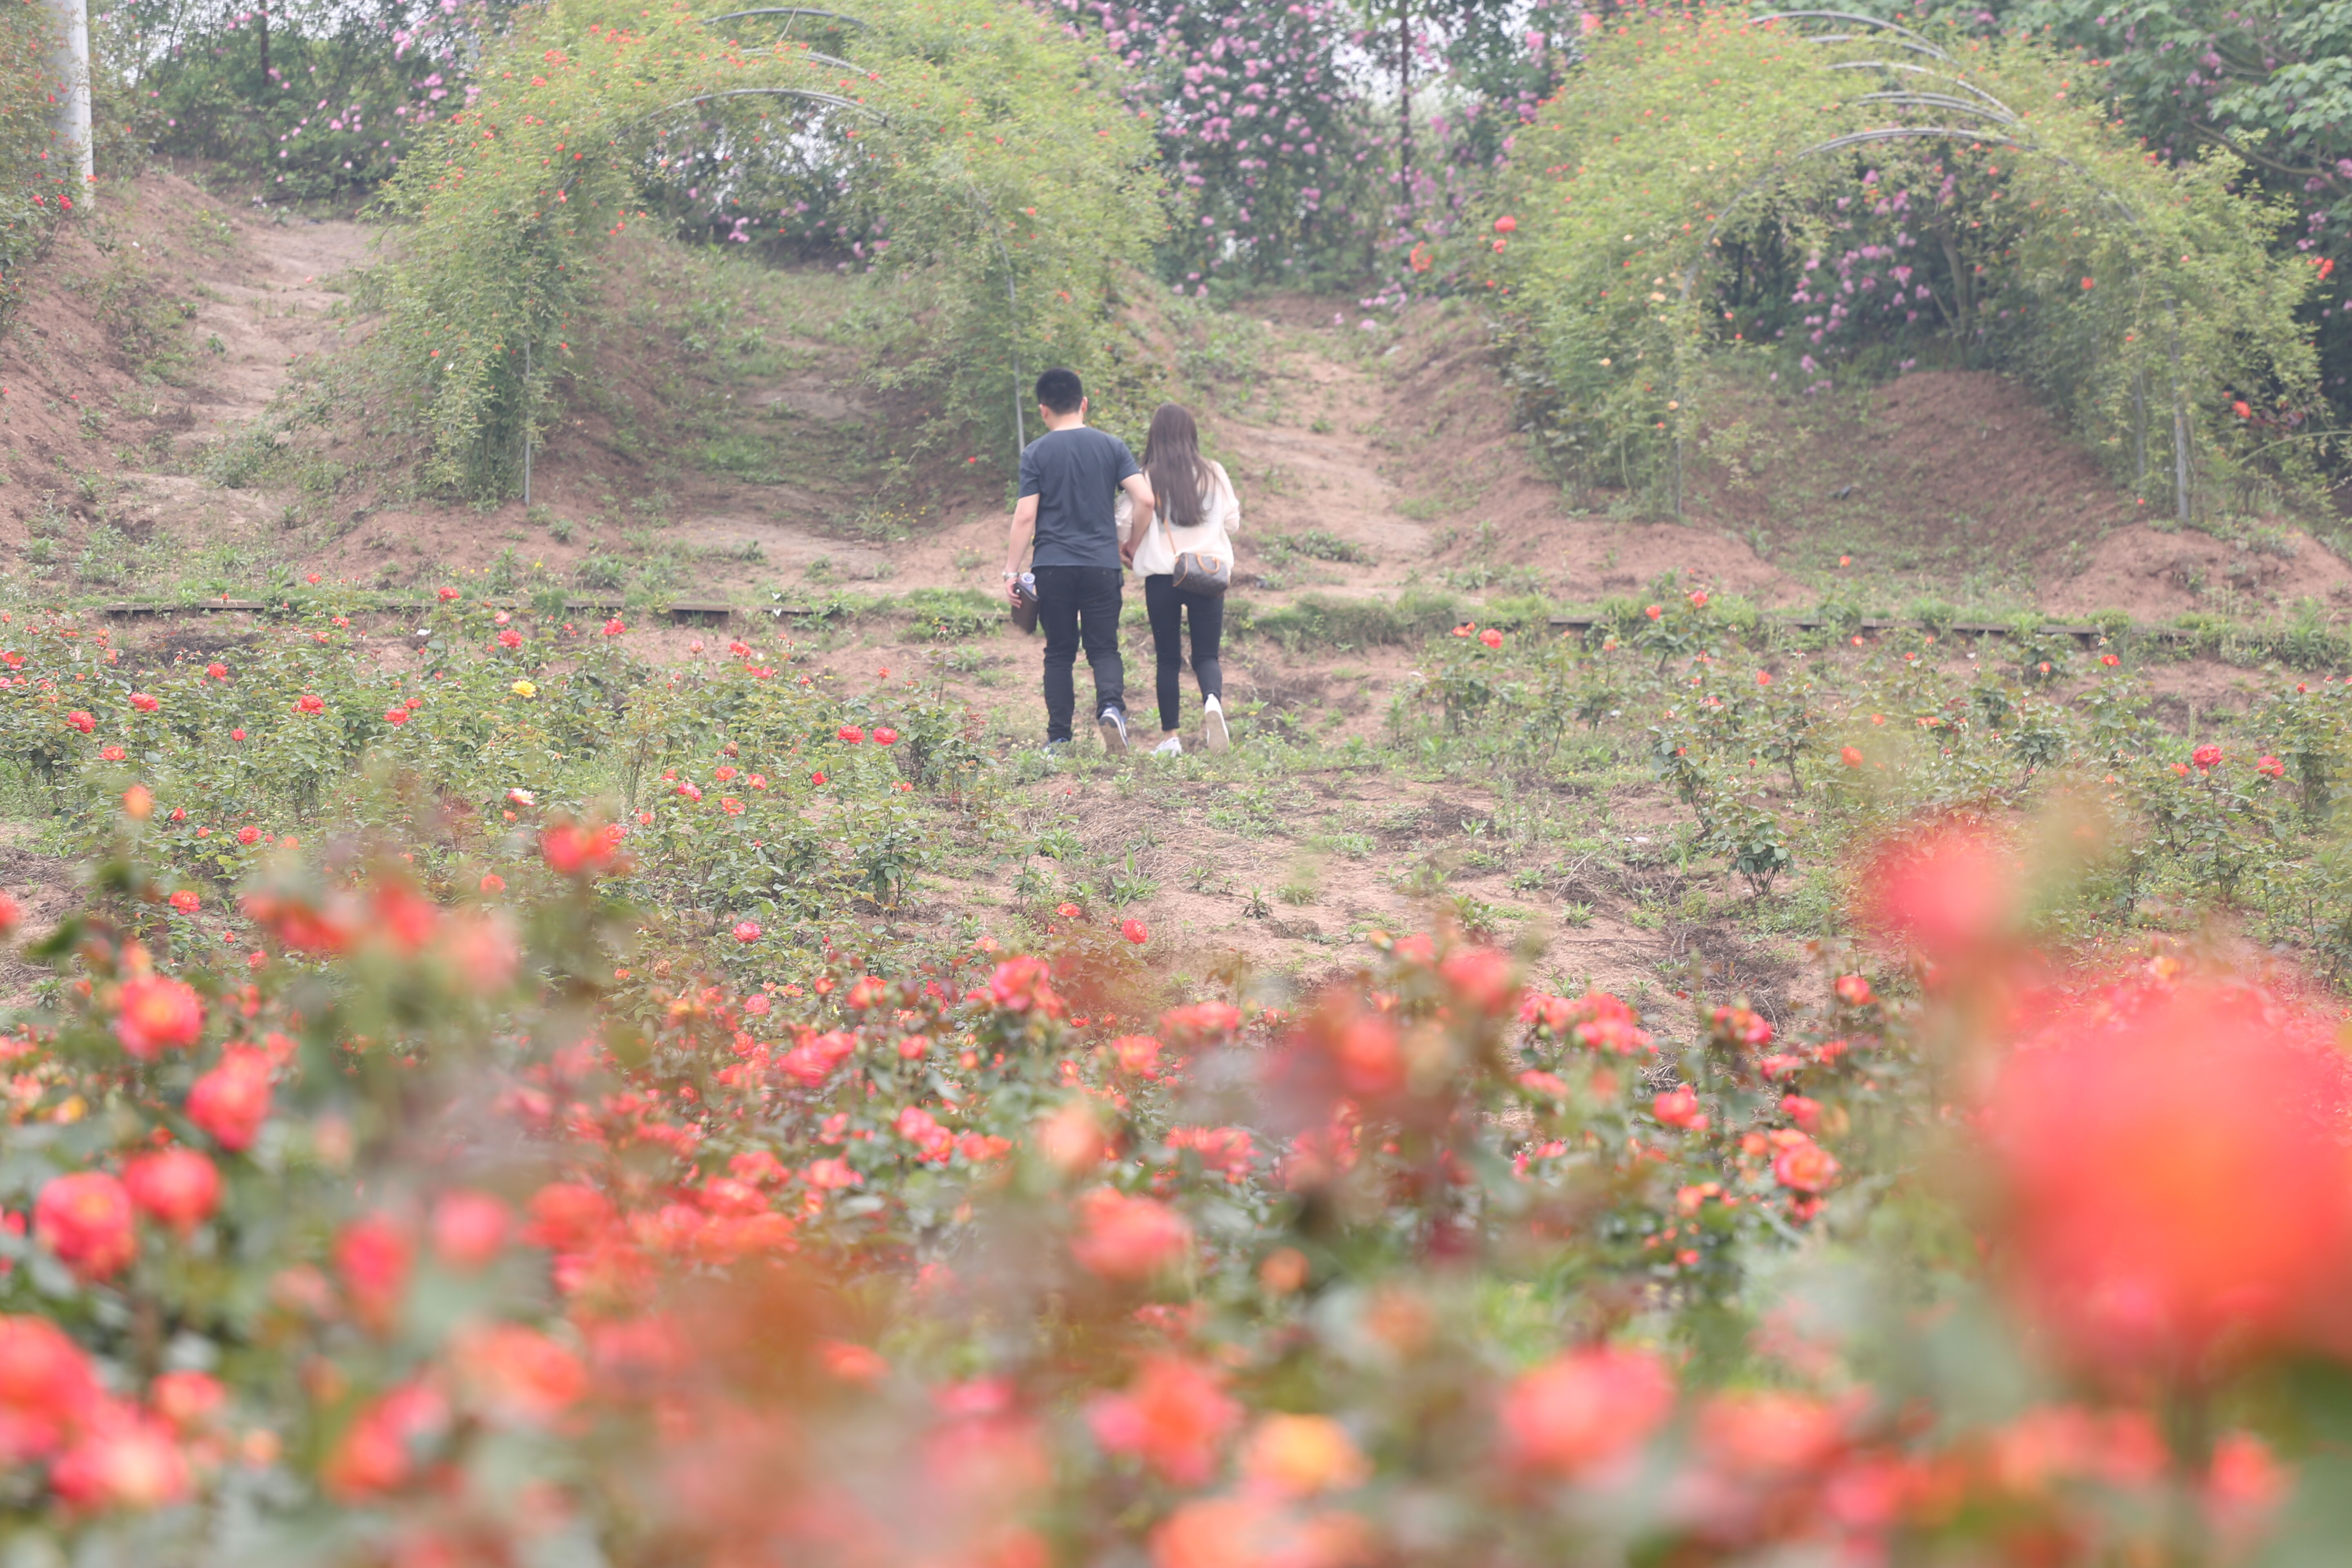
[1124,403,1238,755]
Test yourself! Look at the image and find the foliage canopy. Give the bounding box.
[365,0,1161,499]
[1490,10,2321,514]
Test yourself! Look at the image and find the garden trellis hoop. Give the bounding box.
[1669,12,2193,524]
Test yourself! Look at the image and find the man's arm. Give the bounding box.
[1118,473,1156,566]
[1005,494,1039,604]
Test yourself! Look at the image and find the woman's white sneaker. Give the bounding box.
[1202,695,1230,753]
[1152,734,1183,758]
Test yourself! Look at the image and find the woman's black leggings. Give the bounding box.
[1143,574,1224,733]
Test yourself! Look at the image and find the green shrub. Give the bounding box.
[1489,14,2322,509]
[364,0,1161,499]
[898,587,1001,640]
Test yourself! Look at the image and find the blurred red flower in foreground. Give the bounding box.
[1499,1346,1675,1478]
[432,1190,511,1270]
[35,1174,136,1282]
[1088,1356,1242,1485]
[541,818,621,877]
[187,1047,272,1151]
[122,1149,220,1234]
[114,976,203,1061]
[1855,819,2018,964]
[0,1317,99,1462]
[1154,1495,1368,1568]
[1071,1188,1193,1282]
[1984,980,2352,1368]
[50,1408,190,1511]
[335,1214,414,1333]
[323,1382,449,1499]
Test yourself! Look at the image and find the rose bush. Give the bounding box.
[0,801,2335,1563]
[0,591,2347,1560]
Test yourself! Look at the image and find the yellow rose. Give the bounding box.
[510,680,537,698]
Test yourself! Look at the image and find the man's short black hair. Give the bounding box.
[1035,368,1084,415]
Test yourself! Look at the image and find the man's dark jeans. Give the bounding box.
[1035,565,1125,742]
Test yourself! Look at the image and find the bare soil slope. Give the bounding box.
[0,175,368,551]
[1680,366,2352,619]
[12,174,2345,637]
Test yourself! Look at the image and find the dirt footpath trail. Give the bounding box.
[1207,319,1440,580]
[122,205,374,538]
[0,174,372,550]
[1197,296,1804,608]
[181,210,373,439]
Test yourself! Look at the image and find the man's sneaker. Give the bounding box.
[1152,734,1183,758]
[1202,694,1231,753]
[1041,739,1072,758]
[1098,707,1130,755]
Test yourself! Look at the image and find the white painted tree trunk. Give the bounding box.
[42,0,92,187]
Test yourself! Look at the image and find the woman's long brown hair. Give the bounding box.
[1140,403,1215,531]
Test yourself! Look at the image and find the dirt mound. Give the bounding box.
[0,175,358,539]
[1686,368,2143,577]
[1189,295,1802,610]
[1675,364,2352,620]
[2044,523,2352,620]
[0,174,1009,601]
[0,171,373,592]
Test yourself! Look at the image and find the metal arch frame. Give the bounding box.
[636,85,884,127]
[518,7,1039,496]
[1652,10,2192,523]
[703,8,871,27]
[681,8,1034,454]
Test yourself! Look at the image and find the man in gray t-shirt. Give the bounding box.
[1004,368,1156,753]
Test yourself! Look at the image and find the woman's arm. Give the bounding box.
[1119,472,1156,566]
[1212,462,1241,535]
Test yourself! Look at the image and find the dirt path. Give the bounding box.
[180,212,372,439]
[0,175,372,555]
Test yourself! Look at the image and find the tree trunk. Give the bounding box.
[258,7,270,83]
[39,0,91,185]
[1937,223,1972,365]
[1395,0,1411,215]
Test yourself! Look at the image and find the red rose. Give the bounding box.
[334,1214,413,1332]
[1652,1086,1708,1131]
[122,1149,221,1234]
[0,1316,100,1461]
[322,1383,448,1499]
[115,976,203,1061]
[432,1190,511,1270]
[1499,1347,1673,1477]
[1070,1188,1192,1281]
[36,1172,137,1281]
[541,818,620,877]
[1772,1134,1840,1193]
[187,1047,272,1151]
[50,1408,190,1511]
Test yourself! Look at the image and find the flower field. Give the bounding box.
[9,1,2352,1556]
[0,588,2343,1565]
